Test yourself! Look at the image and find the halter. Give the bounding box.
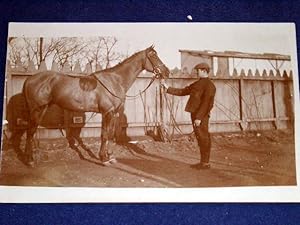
[125,50,167,98]
[145,50,167,79]
[93,49,167,101]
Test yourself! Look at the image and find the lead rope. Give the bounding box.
[161,77,195,141]
[125,74,157,99]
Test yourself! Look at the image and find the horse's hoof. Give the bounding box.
[109,158,117,164]
[101,157,117,166]
[102,161,111,166]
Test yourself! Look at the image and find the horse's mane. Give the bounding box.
[93,46,154,75]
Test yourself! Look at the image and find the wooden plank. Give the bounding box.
[246,117,289,122]
[179,49,291,61]
[239,78,248,130]
[83,63,92,74]
[216,57,229,78]
[271,80,278,129]
[241,80,275,130]
[38,61,47,72]
[62,62,71,73]
[27,60,36,72]
[212,79,240,132]
[51,61,59,71]
[73,61,82,73]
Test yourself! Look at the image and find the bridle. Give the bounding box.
[124,50,167,98]
[145,50,166,79]
[92,49,168,101]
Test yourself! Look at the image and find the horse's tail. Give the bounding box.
[22,77,30,111]
[22,72,49,111]
[22,76,39,124]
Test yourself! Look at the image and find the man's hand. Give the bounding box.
[194,119,201,126]
[160,80,169,90]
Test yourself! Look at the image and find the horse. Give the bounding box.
[6,93,88,163]
[22,45,170,167]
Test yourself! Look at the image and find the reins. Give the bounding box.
[91,49,166,101]
[91,74,125,101]
[92,73,159,101]
[125,51,167,99]
[125,74,158,99]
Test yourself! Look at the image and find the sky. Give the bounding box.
[8,22,297,70]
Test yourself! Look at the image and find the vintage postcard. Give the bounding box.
[0,23,299,202]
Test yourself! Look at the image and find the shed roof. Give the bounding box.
[179,49,291,61]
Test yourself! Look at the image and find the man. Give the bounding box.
[161,62,216,169]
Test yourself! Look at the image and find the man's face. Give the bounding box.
[198,69,208,78]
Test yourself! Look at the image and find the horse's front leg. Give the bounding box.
[99,111,117,165]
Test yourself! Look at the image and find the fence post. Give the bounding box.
[73,61,82,74]
[238,70,248,131]
[271,79,278,129]
[62,62,71,73]
[158,79,169,142]
[83,63,92,74]
[283,71,294,129]
[96,63,102,71]
[27,60,36,73]
[39,61,47,72]
[51,61,59,72]
[255,69,260,77]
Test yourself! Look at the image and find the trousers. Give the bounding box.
[191,114,211,163]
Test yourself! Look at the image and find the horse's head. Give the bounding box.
[143,45,170,79]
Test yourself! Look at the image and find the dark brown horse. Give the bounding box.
[22,46,170,166]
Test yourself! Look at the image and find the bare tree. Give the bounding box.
[8,36,125,72]
[102,37,124,68]
[8,39,23,67]
[52,37,88,69]
[77,37,125,71]
[8,38,37,69]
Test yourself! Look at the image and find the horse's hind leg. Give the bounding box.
[66,127,83,148]
[66,128,77,149]
[25,106,48,167]
[11,129,25,151]
[10,129,26,162]
[99,111,117,165]
[24,120,38,167]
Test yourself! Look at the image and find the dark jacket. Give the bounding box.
[167,78,216,120]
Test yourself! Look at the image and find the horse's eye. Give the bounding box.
[149,51,157,58]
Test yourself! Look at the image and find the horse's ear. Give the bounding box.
[146,44,155,53]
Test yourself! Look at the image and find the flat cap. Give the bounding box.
[194,63,210,73]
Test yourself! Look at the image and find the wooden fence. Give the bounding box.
[3,60,294,139]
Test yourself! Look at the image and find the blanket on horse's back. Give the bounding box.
[6,93,85,130]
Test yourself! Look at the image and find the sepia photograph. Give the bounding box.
[0,22,298,202]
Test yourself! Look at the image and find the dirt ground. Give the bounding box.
[0,129,296,187]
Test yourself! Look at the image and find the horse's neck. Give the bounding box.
[111,53,145,92]
[120,61,143,91]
